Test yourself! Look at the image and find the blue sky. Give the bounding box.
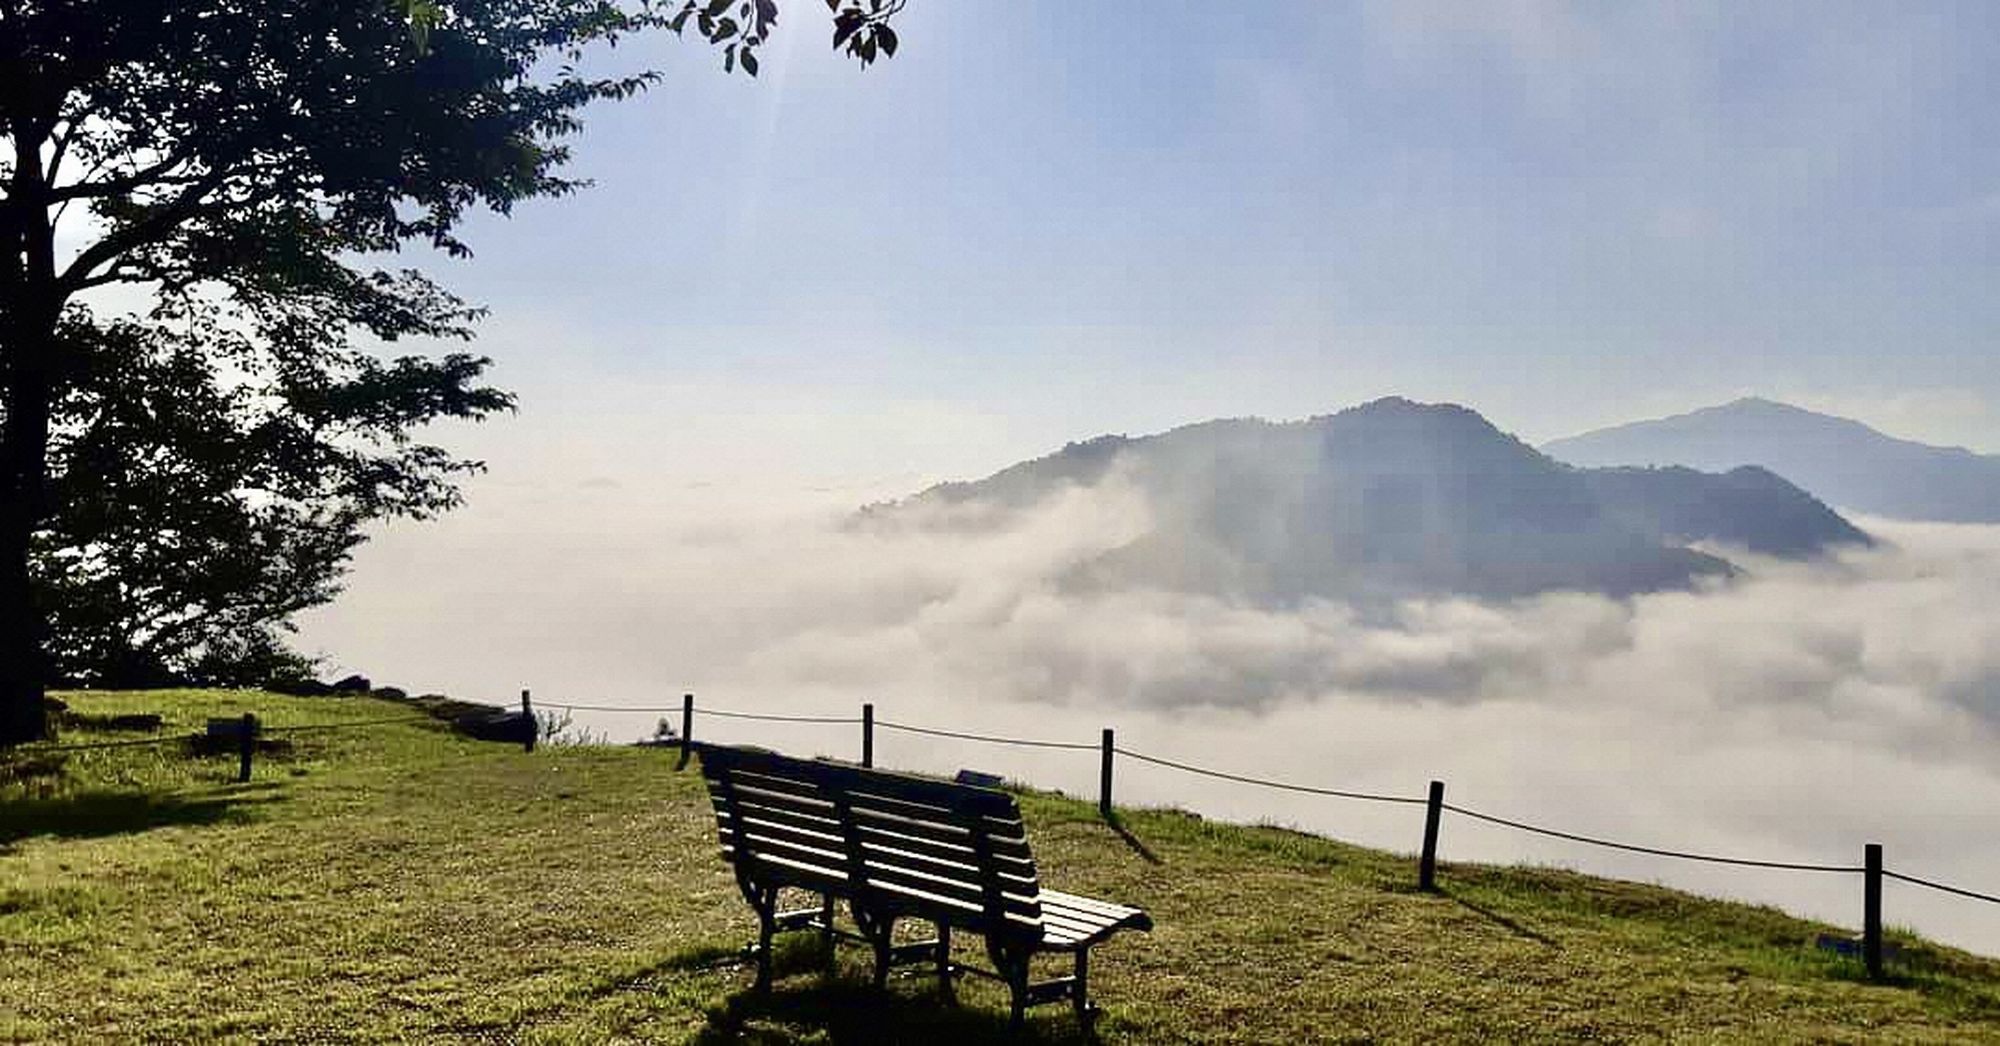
[422,0,2000,490]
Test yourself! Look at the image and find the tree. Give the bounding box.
[39,310,505,687]
[0,0,905,744]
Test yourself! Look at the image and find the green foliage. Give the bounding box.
[3,691,1997,1041]
[36,310,507,687]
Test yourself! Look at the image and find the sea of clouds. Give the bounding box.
[301,475,2000,955]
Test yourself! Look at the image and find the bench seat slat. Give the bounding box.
[858,859,1042,920]
[730,767,836,801]
[847,788,1026,835]
[722,845,851,890]
[712,803,845,844]
[719,826,851,872]
[864,875,986,917]
[1040,889,1148,924]
[724,781,837,815]
[854,825,1039,881]
[848,805,1034,860]
[721,818,849,861]
[844,778,1022,820]
[723,797,845,836]
[859,838,1040,891]
[1034,888,1155,949]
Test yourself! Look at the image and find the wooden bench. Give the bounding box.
[698,743,1153,1030]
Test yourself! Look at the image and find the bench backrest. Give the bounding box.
[700,744,1045,941]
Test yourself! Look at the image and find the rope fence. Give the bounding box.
[697,707,862,725]
[877,719,1097,751]
[612,690,2000,980]
[1115,746,1425,805]
[263,714,440,736]
[1440,801,1864,873]
[1884,869,2000,907]
[534,701,680,714]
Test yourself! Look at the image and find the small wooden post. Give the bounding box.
[678,692,694,770]
[237,712,257,783]
[1419,780,1445,891]
[1864,842,1884,980]
[862,702,874,768]
[1099,728,1115,818]
[520,689,536,753]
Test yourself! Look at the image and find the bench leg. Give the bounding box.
[1073,949,1097,1029]
[851,903,896,989]
[985,937,1031,1033]
[935,922,955,1004]
[749,883,779,992]
[820,893,838,973]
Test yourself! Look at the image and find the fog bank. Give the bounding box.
[300,477,2000,955]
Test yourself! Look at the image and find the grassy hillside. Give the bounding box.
[4,690,1998,1043]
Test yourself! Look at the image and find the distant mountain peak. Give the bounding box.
[1546,398,2000,523]
[1720,395,1797,411]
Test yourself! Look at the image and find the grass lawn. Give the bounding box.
[3,689,1998,1043]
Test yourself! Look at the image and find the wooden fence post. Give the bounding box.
[237,712,257,783]
[521,689,536,753]
[678,692,694,770]
[862,703,874,768]
[1864,842,1883,980]
[1099,728,1115,818]
[1419,780,1444,891]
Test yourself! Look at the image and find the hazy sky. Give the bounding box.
[403,0,2000,496]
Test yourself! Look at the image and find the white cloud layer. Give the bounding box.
[302,481,2000,955]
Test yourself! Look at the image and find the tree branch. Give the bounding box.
[56,166,235,295]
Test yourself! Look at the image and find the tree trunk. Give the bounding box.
[0,121,59,746]
[0,356,52,745]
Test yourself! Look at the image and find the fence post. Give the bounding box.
[1864,842,1883,980]
[521,689,536,753]
[1419,780,1444,891]
[678,692,694,770]
[237,712,257,783]
[1099,728,1115,819]
[862,703,874,768]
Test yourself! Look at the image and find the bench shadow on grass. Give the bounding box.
[0,783,287,851]
[658,938,1097,1045]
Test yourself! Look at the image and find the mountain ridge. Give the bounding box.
[871,398,1868,603]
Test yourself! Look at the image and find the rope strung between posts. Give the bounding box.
[537,701,679,713]
[1884,869,2000,906]
[1115,747,1427,805]
[9,732,196,754]
[875,719,1098,751]
[697,707,862,725]
[8,715,442,753]
[536,701,859,723]
[261,715,439,735]
[1442,801,1864,873]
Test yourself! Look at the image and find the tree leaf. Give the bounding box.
[833,11,864,47]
